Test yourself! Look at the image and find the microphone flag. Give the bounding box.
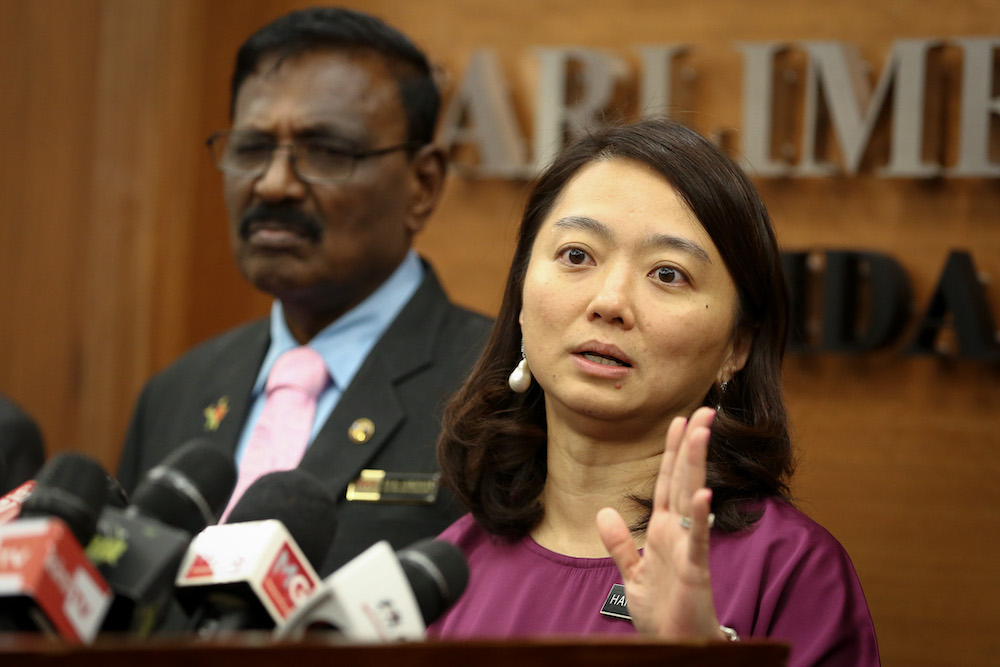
[0,517,112,643]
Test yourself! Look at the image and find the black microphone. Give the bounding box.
[19,452,107,544]
[275,537,469,641]
[397,538,469,627]
[103,472,129,510]
[126,437,236,535]
[0,462,126,525]
[0,395,46,494]
[0,453,113,643]
[86,438,237,634]
[174,469,338,635]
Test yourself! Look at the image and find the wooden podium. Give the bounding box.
[0,634,789,666]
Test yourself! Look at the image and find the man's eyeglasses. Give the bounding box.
[205,130,418,184]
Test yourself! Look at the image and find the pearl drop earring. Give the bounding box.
[508,340,532,393]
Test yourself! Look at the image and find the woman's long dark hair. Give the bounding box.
[437,118,794,539]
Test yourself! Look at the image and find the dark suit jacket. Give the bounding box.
[0,394,46,493]
[117,263,491,574]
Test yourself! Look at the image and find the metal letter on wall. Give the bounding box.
[879,40,945,177]
[907,251,1000,360]
[781,251,814,350]
[532,48,629,173]
[796,40,942,177]
[437,49,530,178]
[819,251,913,351]
[737,42,793,177]
[635,44,690,118]
[949,37,1000,177]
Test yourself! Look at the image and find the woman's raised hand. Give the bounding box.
[596,406,724,639]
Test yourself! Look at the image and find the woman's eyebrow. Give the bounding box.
[553,215,614,242]
[553,215,711,264]
[642,233,712,264]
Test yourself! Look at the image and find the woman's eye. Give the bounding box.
[559,247,591,265]
[652,266,686,284]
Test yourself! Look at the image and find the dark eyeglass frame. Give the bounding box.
[205,130,419,184]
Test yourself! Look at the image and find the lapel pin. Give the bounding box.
[203,397,230,432]
[348,417,375,444]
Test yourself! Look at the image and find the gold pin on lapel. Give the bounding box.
[203,397,230,432]
[347,418,375,444]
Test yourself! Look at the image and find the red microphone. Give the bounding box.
[0,517,111,642]
[0,453,112,643]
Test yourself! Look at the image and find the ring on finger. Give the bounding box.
[679,513,715,529]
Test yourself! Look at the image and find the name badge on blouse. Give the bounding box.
[600,583,631,620]
[345,469,440,505]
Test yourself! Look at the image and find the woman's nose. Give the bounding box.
[586,267,635,328]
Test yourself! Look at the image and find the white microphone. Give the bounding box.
[276,537,468,642]
[174,469,337,634]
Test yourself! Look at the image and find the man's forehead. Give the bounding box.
[240,48,396,97]
[232,50,404,136]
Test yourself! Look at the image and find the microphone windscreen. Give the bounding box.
[225,469,337,568]
[398,538,469,626]
[19,452,108,544]
[129,438,237,534]
[0,397,46,493]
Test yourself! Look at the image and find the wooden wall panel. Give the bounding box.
[1,1,998,664]
[0,0,205,468]
[0,0,102,463]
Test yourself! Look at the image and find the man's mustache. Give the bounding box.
[239,205,323,242]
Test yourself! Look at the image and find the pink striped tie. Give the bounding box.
[220,346,330,522]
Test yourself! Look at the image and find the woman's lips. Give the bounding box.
[571,342,633,378]
[580,351,629,367]
[573,341,633,366]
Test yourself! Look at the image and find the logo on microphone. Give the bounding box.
[0,480,36,523]
[262,543,317,619]
[182,553,215,579]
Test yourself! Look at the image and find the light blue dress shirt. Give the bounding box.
[233,250,425,466]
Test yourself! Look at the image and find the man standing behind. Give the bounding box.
[117,7,491,573]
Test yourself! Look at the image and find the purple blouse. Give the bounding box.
[428,498,879,667]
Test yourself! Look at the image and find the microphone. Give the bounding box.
[0,451,31,525]
[1,465,128,526]
[174,469,338,634]
[275,537,469,642]
[86,439,237,634]
[0,479,35,524]
[103,472,129,510]
[0,453,113,643]
[0,395,46,494]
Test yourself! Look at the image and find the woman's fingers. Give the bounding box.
[653,416,687,510]
[597,507,640,576]
[687,487,713,566]
[669,407,715,517]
